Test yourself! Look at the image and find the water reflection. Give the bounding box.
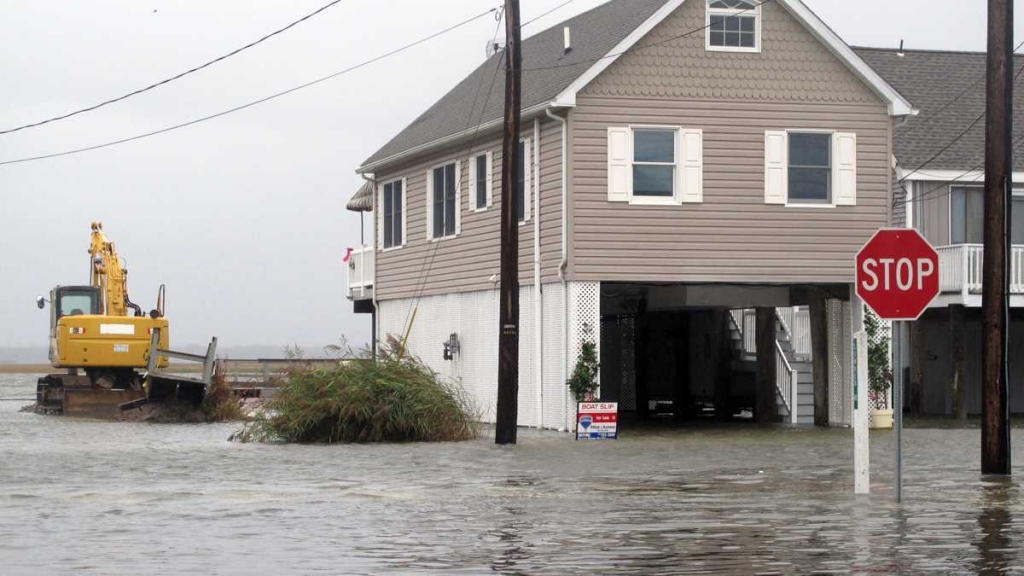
[976,477,1015,574]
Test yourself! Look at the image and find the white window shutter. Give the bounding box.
[486,151,494,207]
[376,184,383,250]
[523,138,532,221]
[468,156,478,210]
[607,127,630,202]
[455,160,462,234]
[764,131,788,205]
[679,129,703,203]
[833,132,857,206]
[425,169,434,240]
[400,177,408,247]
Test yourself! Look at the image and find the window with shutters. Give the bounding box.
[706,0,760,53]
[606,126,703,205]
[764,130,856,207]
[429,162,459,240]
[470,152,492,211]
[381,178,404,250]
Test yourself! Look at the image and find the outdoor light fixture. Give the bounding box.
[442,333,461,361]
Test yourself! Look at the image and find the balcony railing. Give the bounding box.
[937,244,1024,300]
[347,245,374,300]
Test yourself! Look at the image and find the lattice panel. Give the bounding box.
[865,311,893,414]
[827,299,852,427]
[568,281,601,397]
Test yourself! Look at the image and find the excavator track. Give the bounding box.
[36,373,146,419]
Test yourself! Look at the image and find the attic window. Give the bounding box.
[707,0,760,53]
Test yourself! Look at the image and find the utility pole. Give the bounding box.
[495,0,522,445]
[982,0,1013,475]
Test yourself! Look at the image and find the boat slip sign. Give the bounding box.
[576,402,618,440]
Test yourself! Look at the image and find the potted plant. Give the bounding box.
[567,340,600,402]
[866,311,894,430]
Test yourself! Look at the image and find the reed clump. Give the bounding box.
[232,347,477,444]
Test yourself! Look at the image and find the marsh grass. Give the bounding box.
[232,344,478,443]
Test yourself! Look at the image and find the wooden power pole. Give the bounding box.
[495,0,522,445]
[982,0,1013,475]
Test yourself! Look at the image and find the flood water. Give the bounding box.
[3,373,1024,574]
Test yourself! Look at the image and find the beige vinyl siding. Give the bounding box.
[566,0,892,285]
[570,98,891,284]
[373,120,563,301]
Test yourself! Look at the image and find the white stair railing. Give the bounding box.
[776,340,798,424]
[729,308,799,422]
[775,307,794,341]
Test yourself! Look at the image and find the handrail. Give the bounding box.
[775,307,794,341]
[775,339,797,423]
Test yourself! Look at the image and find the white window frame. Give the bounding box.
[469,151,493,212]
[426,159,461,242]
[629,125,681,206]
[378,177,407,252]
[784,129,835,208]
[705,0,762,54]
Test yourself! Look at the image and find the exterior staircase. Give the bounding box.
[728,308,814,424]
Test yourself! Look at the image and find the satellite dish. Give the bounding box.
[485,40,504,58]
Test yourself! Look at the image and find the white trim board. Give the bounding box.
[898,168,1024,183]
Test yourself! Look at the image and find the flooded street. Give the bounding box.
[2,373,1024,574]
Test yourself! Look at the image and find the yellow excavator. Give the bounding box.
[35,222,215,417]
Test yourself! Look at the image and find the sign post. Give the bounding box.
[855,228,940,501]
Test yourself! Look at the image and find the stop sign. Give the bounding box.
[855,228,940,320]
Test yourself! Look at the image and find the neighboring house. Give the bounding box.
[345,0,914,430]
[857,47,1024,418]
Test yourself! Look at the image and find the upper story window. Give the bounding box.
[633,129,676,198]
[470,152,493,211]
[951,187,1024,245]
[607,126,703,206]
[427,161,460,240]
[764,130,856,207]
[788,133,832,204]
[381,178,405,249]
[706,0,760,53]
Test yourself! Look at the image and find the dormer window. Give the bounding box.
[706,0,760,53]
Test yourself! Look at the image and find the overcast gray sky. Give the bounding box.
[1,0,1020,351]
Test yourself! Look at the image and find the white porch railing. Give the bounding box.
[347,245,374,300]
[937,244,1024,299]
[775,307,794,341]
[792,307,812,359]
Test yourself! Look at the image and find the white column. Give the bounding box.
[852,289,869,494]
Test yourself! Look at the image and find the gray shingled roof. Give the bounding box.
[359,0,668,169]
[855,47,1024,172]
[347,180,374,212]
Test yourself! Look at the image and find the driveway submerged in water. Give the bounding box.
[0,374,1020,574]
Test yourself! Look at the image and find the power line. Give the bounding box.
[897,61,1024,184]
[0,7,498,167]
[402,12,506,330]
[520,0,578,29]
[515,0,771,72]
[899,131,1024,207]
[0,0,347,136]
[897,39,1024,140]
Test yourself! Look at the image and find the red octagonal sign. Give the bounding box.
[856,228,940,321]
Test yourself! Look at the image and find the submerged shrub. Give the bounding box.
[233,350,478,444]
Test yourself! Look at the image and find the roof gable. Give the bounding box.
[358,0,913,174]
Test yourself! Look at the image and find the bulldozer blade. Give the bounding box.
[147,376,206,405]
[64,389,146,419]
